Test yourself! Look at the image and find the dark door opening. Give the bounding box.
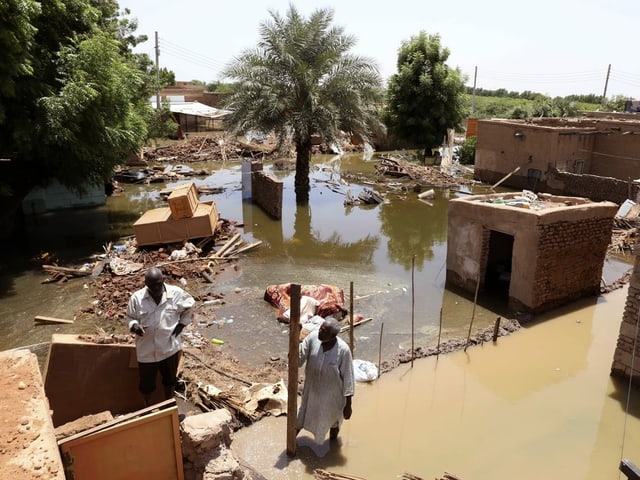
[484,230,514,301]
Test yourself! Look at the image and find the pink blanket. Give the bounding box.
[263,283,348,323]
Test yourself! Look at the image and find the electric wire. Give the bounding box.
[157,37,228,76]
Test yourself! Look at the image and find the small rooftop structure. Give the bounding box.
[446,191,617,314]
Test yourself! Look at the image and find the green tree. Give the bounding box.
[222,5,384,204]
[0,1,150,241]
[384,32,467,160]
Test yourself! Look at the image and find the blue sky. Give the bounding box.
[121,0,640,98]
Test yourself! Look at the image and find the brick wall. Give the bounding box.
[252,171,282,220]
[533,217,612,311]
[611,255,640,383]
[547,168,640,205]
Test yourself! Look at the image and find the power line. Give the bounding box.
[158,36,228,75]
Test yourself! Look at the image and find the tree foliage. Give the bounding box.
[384,32,467,158]
[222,5,384,204]
[0,0,153,240]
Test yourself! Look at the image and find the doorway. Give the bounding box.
[484,230,514,301]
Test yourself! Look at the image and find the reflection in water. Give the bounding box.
[232,287,640,480]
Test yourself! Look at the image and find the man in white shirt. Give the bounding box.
[127,267,195,406]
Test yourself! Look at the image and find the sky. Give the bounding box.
[120,0,640,99]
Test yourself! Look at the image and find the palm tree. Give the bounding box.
[222,5,384,204]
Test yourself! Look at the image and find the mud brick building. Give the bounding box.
[446,192,617,314]
[473,114,640,204]
[612,254,640,384]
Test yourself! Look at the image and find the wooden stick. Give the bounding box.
[492,317,501,342]
[378,322,384,372]
[411,255,415,367]
[231,240,262,255]
[437,308,443,357]
[214,233,242,258]
[464,272,482,352]
[42,265,91,277]
[349,281,354,354]
[491,165,521,189]
[34,315,74,325]
[339,317,372,333]
[286,284,301,457]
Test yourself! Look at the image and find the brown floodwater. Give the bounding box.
[232,286,640,480]
[0,152,637,479]
[2,153,631,370]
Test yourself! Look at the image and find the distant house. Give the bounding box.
[474,113,640,204]
[151,99,231,133]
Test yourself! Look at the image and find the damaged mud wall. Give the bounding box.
[251,164,283,220]
[611,254,640,384]
[546,168,640,205]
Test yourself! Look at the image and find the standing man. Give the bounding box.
[297,317,355,442]
[127,267,195,406]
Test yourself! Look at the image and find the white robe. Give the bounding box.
[297,331,354,442]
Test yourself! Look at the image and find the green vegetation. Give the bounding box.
[0,1,156,241]
[465,88,629,119]
[384,32,466,160]
[458,136,477,165]
[222,5,384,204]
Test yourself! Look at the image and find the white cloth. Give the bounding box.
[282,295,319,323]
[126,283,195,363]
[297,330,355,442]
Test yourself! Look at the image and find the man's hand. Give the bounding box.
[172,323,185,336]
[343,397,353,420]
[130,324,145,336]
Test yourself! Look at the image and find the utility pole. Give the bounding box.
[601,63,611,107]
[471,65,478,116]
[155,31,161,110]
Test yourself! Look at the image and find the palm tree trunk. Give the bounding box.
[294,142,312,204]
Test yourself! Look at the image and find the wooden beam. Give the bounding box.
[286,284,301,457]
[34,316,74,325]
[491,165,521,190]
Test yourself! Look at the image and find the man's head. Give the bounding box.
[318,317,340,343]
[145,267,164,299]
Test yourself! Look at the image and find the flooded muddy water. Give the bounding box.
[0,152,633,369]
[232,286,640,480]
[0,151,637,479]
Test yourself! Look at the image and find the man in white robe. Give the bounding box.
[297,317,355,442]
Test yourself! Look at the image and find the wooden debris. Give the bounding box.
[375,155,470,187]
[42,264,91,277]
[34,316,74,325]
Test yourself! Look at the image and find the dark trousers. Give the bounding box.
[137,350,181,395]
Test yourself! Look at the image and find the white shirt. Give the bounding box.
[126,283,195,363]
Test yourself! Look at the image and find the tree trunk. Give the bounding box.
[294,142,312,205]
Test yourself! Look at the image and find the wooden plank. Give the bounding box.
[34,315,74,325]
[59,403,183,480]
[286,283,301,457]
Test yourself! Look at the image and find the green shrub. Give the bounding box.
[458,136,477,165]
